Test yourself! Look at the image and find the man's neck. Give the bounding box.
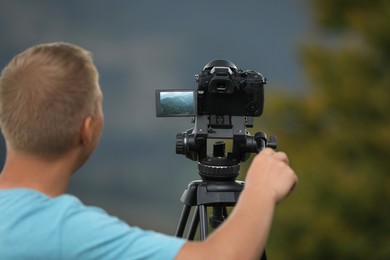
[0,150,78,197]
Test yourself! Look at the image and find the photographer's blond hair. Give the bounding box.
[0,42,100,159]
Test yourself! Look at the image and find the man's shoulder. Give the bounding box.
[0,188,186,259]
[0,188,105,221]
[0,188,54,209]
[0,188,80,207]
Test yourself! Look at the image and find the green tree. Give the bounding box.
[252,0,390,258]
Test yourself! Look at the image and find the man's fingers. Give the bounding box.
[261,148,289,165]
[274,151,289,164]
[261,148,275,155]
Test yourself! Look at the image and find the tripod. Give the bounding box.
[174,115,275,259]
[175,164,267,260]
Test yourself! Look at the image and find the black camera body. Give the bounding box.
[196,59,266,117]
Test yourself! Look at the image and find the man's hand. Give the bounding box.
[245,148,298,203]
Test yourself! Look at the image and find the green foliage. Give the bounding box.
[246,0,390,258]
[312,0,390,59]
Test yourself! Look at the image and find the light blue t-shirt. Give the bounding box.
[0,189,186,259]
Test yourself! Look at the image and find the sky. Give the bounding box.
[0,0,312,234]
[160,91,194,99]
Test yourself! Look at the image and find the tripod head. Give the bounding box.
[176,115,277,181]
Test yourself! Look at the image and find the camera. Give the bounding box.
[156,59,276,181]
[156,59,267,118]
[196,59,266,117]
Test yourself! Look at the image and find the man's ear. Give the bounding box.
[80,116,94,145]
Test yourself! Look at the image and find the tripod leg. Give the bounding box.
[187,207,199,240]
[223,206,228,218]
[175,205,191,237]
[210,206,226,229]
[199,205,208,240]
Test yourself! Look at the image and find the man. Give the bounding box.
[0,42,298,259]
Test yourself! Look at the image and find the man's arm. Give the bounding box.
[176,148,298,260]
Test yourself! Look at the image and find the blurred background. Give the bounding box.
[0,0,388,259]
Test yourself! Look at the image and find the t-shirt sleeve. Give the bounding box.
[59,201,186,260]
